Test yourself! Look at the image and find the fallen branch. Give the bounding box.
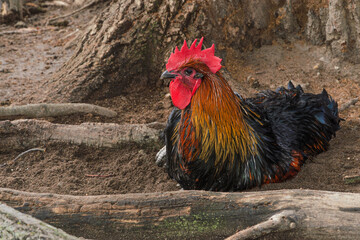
[0,27,54,36]
[0,203,79,239]
[0,188,360,239]
[225,210,299,240]
[46,0,100,25]
[0,103,117,119]
[0,119,165,150]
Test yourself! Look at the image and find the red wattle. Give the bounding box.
[169,78,192,110]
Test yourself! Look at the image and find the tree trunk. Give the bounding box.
[1,188,360,240]
[41,0,360,103]
[306,0,360,63]
[41,0,286,102]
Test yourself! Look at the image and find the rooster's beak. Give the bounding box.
[160,70,177,80]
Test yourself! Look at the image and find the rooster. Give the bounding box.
[158,38,341,191]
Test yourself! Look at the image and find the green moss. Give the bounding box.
[158,212,223,238]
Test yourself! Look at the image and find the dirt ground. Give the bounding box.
[0,3,360,197]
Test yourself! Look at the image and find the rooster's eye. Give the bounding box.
[184,69,193,76]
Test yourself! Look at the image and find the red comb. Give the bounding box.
[166,37,222,74]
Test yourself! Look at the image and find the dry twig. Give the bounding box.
[85,174,115,178]
[13,148,46,162]
[46,0,100,25]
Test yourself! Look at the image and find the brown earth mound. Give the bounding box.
[0,3,359,196]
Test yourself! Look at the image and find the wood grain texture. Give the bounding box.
[1,188,360,239]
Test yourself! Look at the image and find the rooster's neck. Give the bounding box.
[181,73,260,165]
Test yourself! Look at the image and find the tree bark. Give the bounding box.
[42,0,290,102]
[1,188,360,240]
[0,203,78,240]
[306,0,360,63]
[0,119,164,151]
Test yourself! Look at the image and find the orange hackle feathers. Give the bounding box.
[190,64,259,166]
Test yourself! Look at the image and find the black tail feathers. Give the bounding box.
[315,88,342,134]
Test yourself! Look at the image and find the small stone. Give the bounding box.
[289,222,296,229]
[164,93,171,99]
[246,75,252,82]
[313,63,322,70]
[14,21,27,28]
[251,79,260,88]
[334,66,340,70]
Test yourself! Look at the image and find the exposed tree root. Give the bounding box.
[0,103,117,119]
[0,119,165,151]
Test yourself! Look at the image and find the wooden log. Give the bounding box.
[0,188,360,239]
[0,103,117,119]
[0,119,165,151]
[0,203,79,239]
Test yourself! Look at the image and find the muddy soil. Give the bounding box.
[0,3,360,196]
